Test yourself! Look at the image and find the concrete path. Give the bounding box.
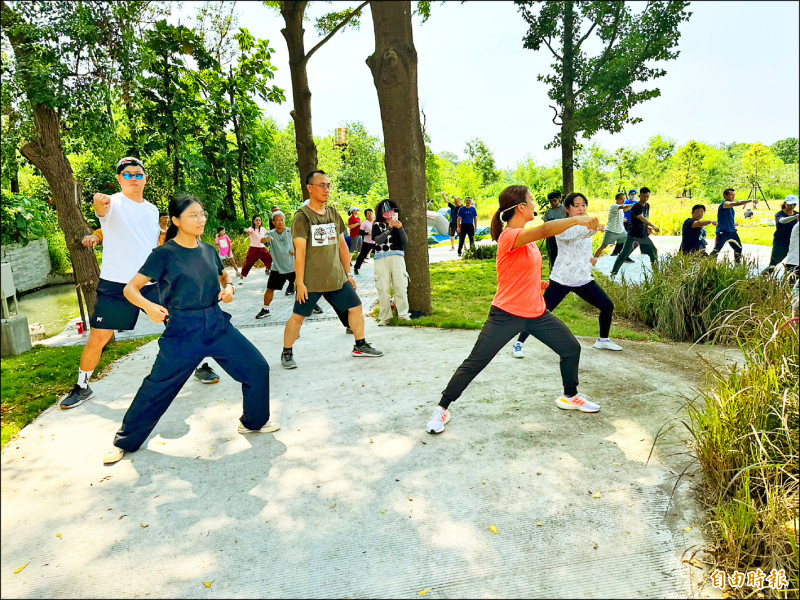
[2,318,737,598]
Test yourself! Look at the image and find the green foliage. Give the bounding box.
[0,189,54,246]
[462,243,498,260]
[597,252,793,343]
[771,137,799,165]
[465,138,500,186]
[685,302,798,595]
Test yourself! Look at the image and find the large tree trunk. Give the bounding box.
[20,105,100,315]
[367,1,431,315]
[280,1,317,200]
[560,0,576,196]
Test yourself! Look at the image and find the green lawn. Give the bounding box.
[1,336,158,447]
[385,258,661,341]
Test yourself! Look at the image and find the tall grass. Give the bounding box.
[685,305,798,597]
[596,253,793,343]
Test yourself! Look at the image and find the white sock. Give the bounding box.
[263,305,270,309]
[78,369,93,389]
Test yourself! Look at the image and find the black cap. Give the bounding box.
[116,156,145,174]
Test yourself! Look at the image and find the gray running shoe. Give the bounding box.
[352,342,383,357]
[60,384,94,410]
[281,351,297,369]
[194,362,220,384]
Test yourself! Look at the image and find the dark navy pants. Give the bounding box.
[114,306,270,452]
[710,231,743,263]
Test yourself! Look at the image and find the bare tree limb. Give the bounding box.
[549,104,562,126]
[542,35,562,61]
[575,20,597,51]
[303,0,369,64]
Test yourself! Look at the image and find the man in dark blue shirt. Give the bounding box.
[710,188,754,264]
[457,198,478,256]
[441,192,462,252]
[680,204,717,254]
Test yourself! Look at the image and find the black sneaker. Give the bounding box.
[624,258,635,263]
[255,307,271,319]
[285,288,294,295]
[346,327,353,334]
[194,362,220,384]
[312,305,323,315]
[353,269,359,275]
[60,384,94,410]
[352,342,383,357]
[281,350,297,369]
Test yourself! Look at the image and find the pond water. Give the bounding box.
[17,283,81,337]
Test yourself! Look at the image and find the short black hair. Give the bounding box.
[723,188,735,198]
[615,192,625,201]
[547,191,561,201]
[305,170,327,186]
[691,204,706,213]
[639,186,651,194]
[159,212,167,217]
[564,192,588,209]
[217,226,225,233]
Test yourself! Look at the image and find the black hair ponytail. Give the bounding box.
[165,193,201,243]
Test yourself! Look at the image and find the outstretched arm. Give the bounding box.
[513,216,599,249]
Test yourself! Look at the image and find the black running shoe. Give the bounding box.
[255,307,271,319]
[312,306,323,315]
[60,384,94,410]
[194,362,220,384]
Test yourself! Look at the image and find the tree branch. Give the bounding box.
[304,0,369,64]
[575,20,597,51]
[549,104,562,126]
[542,35,561,61]
[575,3,623,97]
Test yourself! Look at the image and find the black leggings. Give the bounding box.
[518,280,614,341]
[440,307,581,408]
[458,223,475,254]
[354,240,376,271]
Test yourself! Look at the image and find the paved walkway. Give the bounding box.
[2,319,736,598]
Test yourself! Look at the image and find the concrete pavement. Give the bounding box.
[2,318,737,598]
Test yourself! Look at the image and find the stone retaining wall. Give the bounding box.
[1,238,52,294]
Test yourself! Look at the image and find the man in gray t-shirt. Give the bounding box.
[255,212,297,319]
[542,191,566,269]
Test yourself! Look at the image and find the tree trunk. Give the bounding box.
[20,105,100,315]
[2,2,99,315]
[228,70,247,218]
[367,0,431,315]
[560,0,576,196]
[280,1,317,200]
[225,171,236,219]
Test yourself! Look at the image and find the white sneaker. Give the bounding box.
[512,342,524,358]
[426,406,450,434]
[555,393,601,413]
[238,277,245,286]
[103,446,125,465]
[593,338,622,351]
[238,420,280,434]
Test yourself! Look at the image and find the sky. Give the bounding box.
[174,1,800,170]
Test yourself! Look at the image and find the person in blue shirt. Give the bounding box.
[610,189,638,261]
[441,192,462,252]
[710,188,754,264]
[457,197,479,256]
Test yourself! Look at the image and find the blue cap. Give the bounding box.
[629,189,638,195]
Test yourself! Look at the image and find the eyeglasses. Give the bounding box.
[183,211,208,222]
[310,183,332,190]
[120,173,145,180]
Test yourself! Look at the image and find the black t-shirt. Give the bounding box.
[139,240,224,310]
[629,202,649,238]
[774,211,797,245]
[681,218,704,251]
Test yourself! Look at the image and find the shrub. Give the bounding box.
[685,305,798,596]
[462,242,497,260]
[1,189,54,246]
[597,252,792,343]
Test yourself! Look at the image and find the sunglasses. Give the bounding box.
[121,173,145,180]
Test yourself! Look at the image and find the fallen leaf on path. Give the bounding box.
[202,581,213,588]
[684,527,693,531]
[56,533,62,538]
[14,562,29,574]
[420,588,432,596]
[140,523,149,528]
[380,510,387,515]
[330,504,336,509]
[593,492,601,498]
[488,524,498,535]
[537,521,543,527]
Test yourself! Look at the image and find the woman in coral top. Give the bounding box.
[426,185,601,435]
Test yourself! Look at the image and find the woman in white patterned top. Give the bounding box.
[512,192,624,357]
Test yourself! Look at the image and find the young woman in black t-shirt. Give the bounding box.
[103,194,278,465]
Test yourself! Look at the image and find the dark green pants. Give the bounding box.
[611,236,658,274]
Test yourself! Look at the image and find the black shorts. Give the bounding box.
[449,221,458,236]
[293,281,361,318]
[89,279,161,331]
[267,270,296,291]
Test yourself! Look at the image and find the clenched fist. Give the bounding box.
[93,193,111,217]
